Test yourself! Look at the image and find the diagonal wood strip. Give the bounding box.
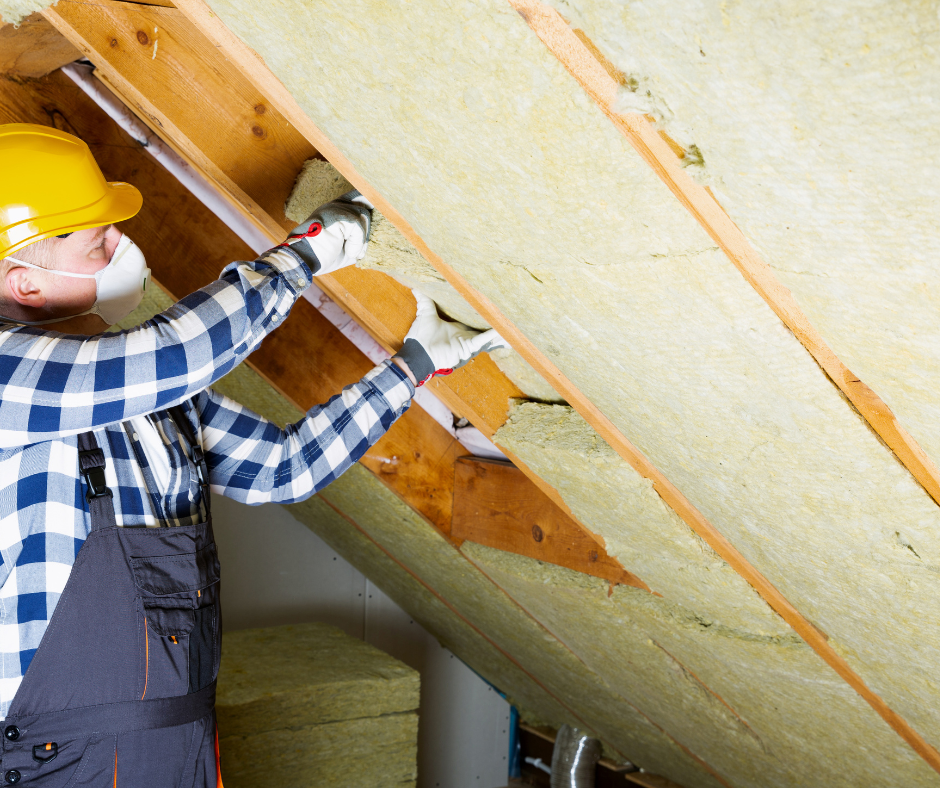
[453,457,639,590]
[504,0,940,513]
[169,0,940,773]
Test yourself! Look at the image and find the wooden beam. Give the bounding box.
[161,0,940,774]
[43,0,315,242]
[0,66,463,538]
[453,457,642,590]
[43,0,642,588]
[43,0,523,440]
[0,11,80,77]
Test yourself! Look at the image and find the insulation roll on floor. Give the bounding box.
[216,623,419,787]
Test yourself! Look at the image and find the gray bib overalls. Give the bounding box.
[0,407,221,787]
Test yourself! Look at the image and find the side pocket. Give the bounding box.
[188,606,217,693]
[142,602,195,636]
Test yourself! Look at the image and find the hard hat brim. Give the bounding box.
[0,180,143,260]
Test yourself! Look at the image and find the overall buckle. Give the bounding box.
[78,449,112,500]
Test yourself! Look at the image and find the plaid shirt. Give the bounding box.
[0,248,413,717]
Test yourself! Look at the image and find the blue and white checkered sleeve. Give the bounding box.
[0,248,311,449]
[195,359,414,504]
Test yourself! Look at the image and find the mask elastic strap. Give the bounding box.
[0,307,96,326]
[0,257,99,325]
[5,257,97,279]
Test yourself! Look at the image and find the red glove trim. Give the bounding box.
[416,368,454,388]
[279,222,323,248]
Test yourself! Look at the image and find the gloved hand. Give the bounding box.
[394,290,508,386]
[279,189,373,276]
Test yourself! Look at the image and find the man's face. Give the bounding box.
[4,224,122,332]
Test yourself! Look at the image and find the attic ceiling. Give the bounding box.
[4,1,940,786]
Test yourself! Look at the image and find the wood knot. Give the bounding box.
[251,124,267,139]
[254,104,266,115]
[109,38,119,48]
[136,30,149,46]
[531,524,544,543]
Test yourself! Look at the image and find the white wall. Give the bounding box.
[212,494,510,788]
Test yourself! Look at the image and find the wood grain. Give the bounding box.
[44,0,315,240]
[45,0,637,584]
[0,12,81,77]
[454,457,645,590]
[0,66,463,539]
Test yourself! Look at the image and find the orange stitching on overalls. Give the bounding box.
[140,617,149,700]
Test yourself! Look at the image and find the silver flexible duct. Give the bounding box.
[550,724,603,788]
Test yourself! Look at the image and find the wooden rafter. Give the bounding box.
[39,0,647,593]
[159,0,940,773]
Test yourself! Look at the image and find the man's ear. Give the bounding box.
[5,266,46,308]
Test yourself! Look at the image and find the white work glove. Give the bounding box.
[279,190,373,275]
[394,290,508,386]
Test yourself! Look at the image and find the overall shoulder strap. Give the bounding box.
[77,431,117,531]
[167,405,211,518]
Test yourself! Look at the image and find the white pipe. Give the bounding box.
[62,62,272,254]
[525,757,552,775]
[62,62,506,460]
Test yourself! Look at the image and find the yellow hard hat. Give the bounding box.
[0,123,142,259]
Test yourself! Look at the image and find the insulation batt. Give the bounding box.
[206,0,940,762]
[496,401,793,636]
[546,0,940,480]
[217,623,419,788]
[0,0,46,24]
[286,159,565,401]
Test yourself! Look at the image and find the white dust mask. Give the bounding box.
[2,233,151,326]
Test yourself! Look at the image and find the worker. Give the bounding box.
[0,123,504,786]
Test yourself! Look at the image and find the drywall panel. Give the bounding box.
[205,0,940,750]
[466,544,940,788]
[545,0,940,484]
[213,495,368,636]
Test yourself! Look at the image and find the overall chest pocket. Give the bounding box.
[131,543,221,700]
